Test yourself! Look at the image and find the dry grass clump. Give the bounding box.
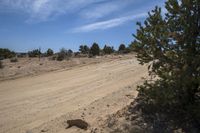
[10,57,18,62]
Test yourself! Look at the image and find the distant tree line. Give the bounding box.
[79,43,131,57]
[0,43,134,62]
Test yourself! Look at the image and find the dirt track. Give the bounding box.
[0,57,147,133]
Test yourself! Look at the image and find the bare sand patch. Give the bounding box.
[0,55,147,133]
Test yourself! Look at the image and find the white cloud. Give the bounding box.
[0,0,136,23]
[73,13,147,32]
[80,0,132,20]
[32,0,49,12]
[0,0,104,23]
[0,0,165,27]
[81,4,118,19]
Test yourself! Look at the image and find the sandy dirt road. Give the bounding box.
[0,57,147,133]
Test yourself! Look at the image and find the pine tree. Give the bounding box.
[118,44,126,53]
[28,49,41,57]
[90,43,100,56]
[132,0,200,121]
[79,45,89,54]
[103,45,114,54]
[0,48,16,59]
[46,48,54,56]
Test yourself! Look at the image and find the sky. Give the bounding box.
[0,0,166,52]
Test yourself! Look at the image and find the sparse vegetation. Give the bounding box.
[17,53,27,58]
[28,49,41,57]
[0,48,16,59]
[4,0,199,132]
[50,55,57,60]
[56,48,73,61]
[57,48,66,61]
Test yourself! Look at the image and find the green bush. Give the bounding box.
[103,45,114,55]
[0,48,15,59]
[57,54,65,61]
[132,0,200,127]
[67,49,73,57]
[46,48,54,56]
[90,43,100,56]
[56,48,73,61]
[28,49,41,57]
[118,44,126,53]
[79,45,89,54]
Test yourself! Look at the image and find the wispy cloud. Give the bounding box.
[79,0,133,20]
[0,0,135,23]
[0,0,104,23]
[80,3,119,20]
[72,13,147,32]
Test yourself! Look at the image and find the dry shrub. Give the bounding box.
[0,60,3,69]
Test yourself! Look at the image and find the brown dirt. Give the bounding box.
[0,55,148,133]
[0,55,127,81]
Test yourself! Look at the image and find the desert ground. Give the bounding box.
[0,54,148,133]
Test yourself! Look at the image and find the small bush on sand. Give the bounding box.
[57,48,66,61]
[50,55,57,60]
[28,49,41,57]
[0,48,16,59]
[57,54,65,61]
[10,57,18,62]
[56,48,73,61]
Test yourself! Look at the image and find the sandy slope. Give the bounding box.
[0,57,147,133]
[0,56,116,81]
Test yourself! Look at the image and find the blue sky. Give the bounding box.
[0,0,165,52]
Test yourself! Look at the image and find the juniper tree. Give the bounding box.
[118,44,126,53]
[46,48,54,56]
[0,48,15,59]
[103,45,114,54]
[132,0,200,112]
[67,49,73,57]
[79,45,89,54]
[57,48,67,61]
[90,43,100,56]
[28,49,41,57]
